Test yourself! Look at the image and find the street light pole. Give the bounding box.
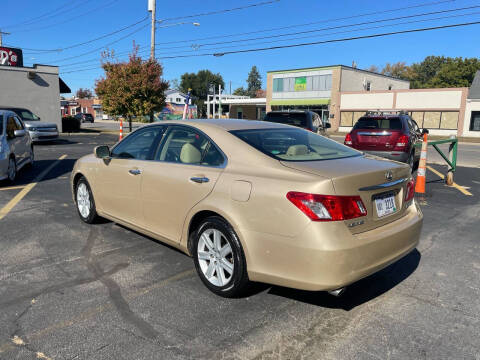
[149,0,156,60]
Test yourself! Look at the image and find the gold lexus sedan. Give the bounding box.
[71,119,423,297]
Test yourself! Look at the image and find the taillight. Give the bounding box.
[286,192,367,221]
[344,133,352,146]
[405,178,415,202]
[395,134,409,149]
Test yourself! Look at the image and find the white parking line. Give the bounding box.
[0,155,67,221]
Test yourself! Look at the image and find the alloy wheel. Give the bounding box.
[76,183,91,218]
[197,228,234,287]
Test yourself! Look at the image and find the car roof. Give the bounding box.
[149,118,293,131]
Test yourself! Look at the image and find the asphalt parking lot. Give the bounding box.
[0,134,479,360]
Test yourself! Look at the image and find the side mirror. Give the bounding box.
[14,129,26,137]
[94,145,111,159]
[325,122,332,129]
[421,128,429,135]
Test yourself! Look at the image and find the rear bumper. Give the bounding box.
[246,201,423,291]
[362,150,409,163]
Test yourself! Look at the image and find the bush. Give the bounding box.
[62,116,81,132]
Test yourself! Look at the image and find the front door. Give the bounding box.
[95,125,165,226]
[142,125,226,242]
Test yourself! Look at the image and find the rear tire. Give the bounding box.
[75,176,99,224]
[192,216,250,297]
[407,151,415,171]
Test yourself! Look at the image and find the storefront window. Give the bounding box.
[470,111,480,131]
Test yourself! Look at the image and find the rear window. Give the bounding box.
[264,113,307,128]
[85,114,93,119]
[353,117,403,130]
[231,128,360,162]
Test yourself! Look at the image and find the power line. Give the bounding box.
[3,0,97,30]
[156,4,480,50]
[59,20,480,74]
[12,0,119,34]
[159,0,280,22]
[153,10,480,55]
[1,0,83,29]
[209,20,480,57]
[57,5,474,69]
[54,23,150,63]
[154,0,456,45]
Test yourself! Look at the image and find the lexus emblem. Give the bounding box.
[385,171,393,181]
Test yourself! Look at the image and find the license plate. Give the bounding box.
[375,195,397,217]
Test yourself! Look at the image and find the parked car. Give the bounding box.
[0,110,34,182]
[264,110,331,136]
[75,113,94,123]
[344,111,423,169]
[1,107,59,142]
[71,119,422,298]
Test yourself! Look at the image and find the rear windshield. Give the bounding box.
[353,117,403,130]
[264,113,307,128]
[85,114,93,118]
[230,128,360,162]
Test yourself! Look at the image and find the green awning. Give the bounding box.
[270,98,330,106]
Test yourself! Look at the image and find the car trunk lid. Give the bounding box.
[352,128,403,151]
[280,155,411,233]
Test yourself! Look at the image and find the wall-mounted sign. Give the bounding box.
[0,47,23,67]
[294,77,306,91]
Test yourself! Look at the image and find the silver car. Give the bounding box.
[2,107,59,142]
[0,110,34,182]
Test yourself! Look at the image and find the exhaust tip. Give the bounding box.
[327,287,346,297]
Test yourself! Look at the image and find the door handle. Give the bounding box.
[190,176,209,183]
[129,169,142,175]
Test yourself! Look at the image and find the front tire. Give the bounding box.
[75,176,99,224]
[193,216,250,297]
[7,157,17,183]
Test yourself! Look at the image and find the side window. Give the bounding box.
[411,119,420,133]
[6,116,16,138]
[111,126,165,160]
[157,127,224,166]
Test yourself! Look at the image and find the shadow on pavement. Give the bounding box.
[10,159,77,185]
[266,249,421,311]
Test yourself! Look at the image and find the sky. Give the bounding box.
[2,0,480,96]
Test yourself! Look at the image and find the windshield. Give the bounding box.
[353,117,403,130]
[264,113,307,128]
[14,109,40,121]
[231,128,360,162]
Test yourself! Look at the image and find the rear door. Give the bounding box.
[14,116,29,163]
[352,117,404,151]
[141,125,226,242]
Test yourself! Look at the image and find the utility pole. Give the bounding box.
[0,29,11,47]
[212,86,216,119]
[148,0,156,59]
[229,81,232,95]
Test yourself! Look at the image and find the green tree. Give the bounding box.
[246,65,262,97]
[179,70,224,117]
[408,56,448,88]
[233,87,249,96]
[381,62,411,80]
[95,46,168,131]
[423,57,480,88]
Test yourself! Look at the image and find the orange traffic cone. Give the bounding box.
[415,130,429,193]
[119,119,123,141]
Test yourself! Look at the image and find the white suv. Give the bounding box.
[0,110,34,183]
